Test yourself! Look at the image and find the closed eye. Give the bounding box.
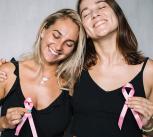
[83,13,90,18]
[66,42,75,47]
[99,6,106,10]
[52,33,60,39]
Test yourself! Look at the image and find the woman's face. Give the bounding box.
[80,0,118,39]
[40,18,79,64]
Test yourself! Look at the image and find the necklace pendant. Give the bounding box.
[40,76,49,85]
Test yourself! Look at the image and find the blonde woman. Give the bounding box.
[0,9,86,137]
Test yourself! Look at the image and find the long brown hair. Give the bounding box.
[77,0,144,69]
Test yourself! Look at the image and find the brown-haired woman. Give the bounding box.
[70,0,153,137]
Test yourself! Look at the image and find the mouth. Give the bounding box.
[48,47,59,56]
[93,20,107,28]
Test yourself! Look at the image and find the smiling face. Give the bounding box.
[79,0,118,39]
[40,18,79,64]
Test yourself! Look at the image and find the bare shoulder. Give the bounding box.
[19,59,37,74]
[145,59,153,76]
[143,59,153,98]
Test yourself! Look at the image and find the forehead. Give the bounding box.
[47,18,79,39]
[80,0,106,7]
[49,18,79,32]
[52,18,76,27]
[80,0,108,13]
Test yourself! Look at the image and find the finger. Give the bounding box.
[133,108,151,120]
[0,74,7,80]
[10,119,21,126]
[127,98,153,116]
[0,78,7,82]
[128,97,153,106]
[128,103,152,120]
[7,107,28,114]
[0,71,7,76]
[0,58,8,63]
[9,113,22,121]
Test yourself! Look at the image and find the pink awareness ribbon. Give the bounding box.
[15,98,38,137]
[118,83,142,130]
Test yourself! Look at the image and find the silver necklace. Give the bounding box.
[40,76,50,85]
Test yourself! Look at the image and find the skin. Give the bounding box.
[80,0,153,135]
[0,17,79,131]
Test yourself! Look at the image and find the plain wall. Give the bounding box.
[0,0,153,59]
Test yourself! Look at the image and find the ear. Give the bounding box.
[40,28,46,38]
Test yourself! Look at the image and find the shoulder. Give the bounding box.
[20,59,37,72]
[143,59,153,96]
[144,59,153,77]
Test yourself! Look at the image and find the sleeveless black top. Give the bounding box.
[0,60,72,137]
[71,58,148,137]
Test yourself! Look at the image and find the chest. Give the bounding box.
[88,64,143,92]
[72,70,145,114]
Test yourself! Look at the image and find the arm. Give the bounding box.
[0,63,27,131]
[142,59,153,136]
[127,59,153,136]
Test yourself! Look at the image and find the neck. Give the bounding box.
[33,59,58,77]
[41,63,57,77]
[93,32,124,65]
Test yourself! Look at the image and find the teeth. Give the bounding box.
[49,48,58,55]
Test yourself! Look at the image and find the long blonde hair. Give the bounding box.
[21,9,86,92]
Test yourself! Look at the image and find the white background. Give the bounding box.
[0,0,153,60]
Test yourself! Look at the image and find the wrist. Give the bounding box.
[1,116,9,130]
[142,117,153,133]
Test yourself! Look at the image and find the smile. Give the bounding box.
[93,20,106,28]
[48,48,59,56]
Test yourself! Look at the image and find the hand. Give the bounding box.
[0,58,8,66]
[0,71,7,82]
[3,107,28,129]
[0,58,8,82]
[126,97,153,127]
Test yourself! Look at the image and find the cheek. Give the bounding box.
[83,22,93,35]
[111,18,118,30]
[64,47,75,57]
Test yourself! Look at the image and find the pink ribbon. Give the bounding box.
[118,83,142,130]
[15,98,38,137]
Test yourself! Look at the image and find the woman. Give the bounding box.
[0,9,86,137]
[70,0,153,137]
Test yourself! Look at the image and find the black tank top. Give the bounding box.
[0,60,72,137]
[71,58,148,137]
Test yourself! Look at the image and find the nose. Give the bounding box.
[55,42,63,52]
[91,10,100,19]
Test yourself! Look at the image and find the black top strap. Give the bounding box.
[141,57,149,72]
[10,58,19,76]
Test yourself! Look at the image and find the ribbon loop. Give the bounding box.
[15,98,38,137]
[118,83,142,130]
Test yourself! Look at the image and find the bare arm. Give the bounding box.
[127,59,153,136]
[0,63,27,131]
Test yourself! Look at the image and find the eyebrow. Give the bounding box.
[80,0,105,16]
[80,7,88,16]
[95,0,105,4]
[53,30,62,36]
